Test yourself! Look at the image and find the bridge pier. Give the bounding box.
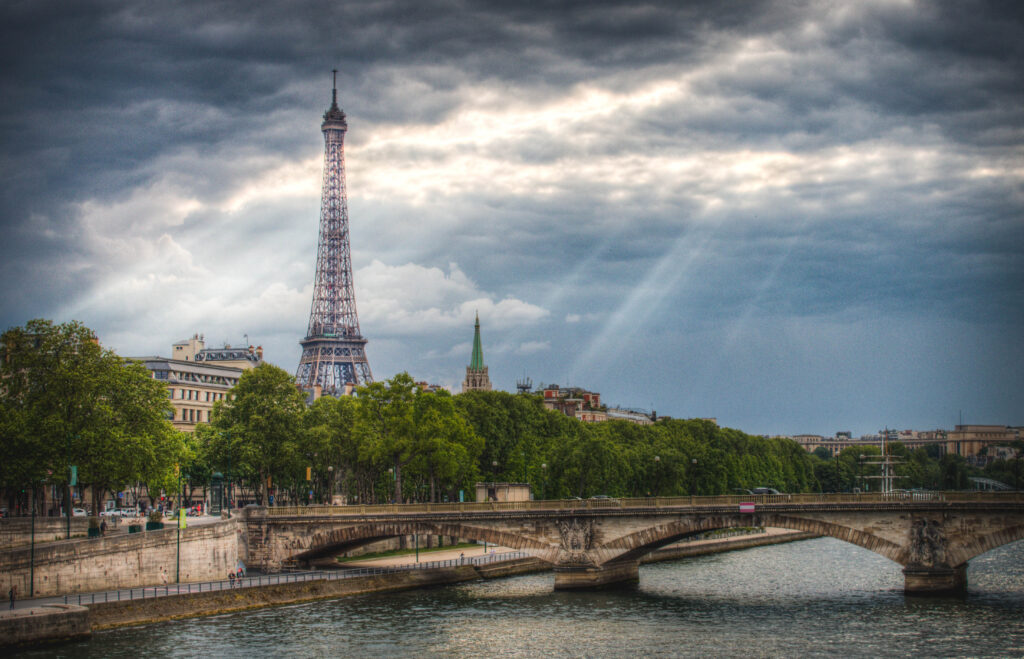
[553,561,639,590]
[902,564,967,596]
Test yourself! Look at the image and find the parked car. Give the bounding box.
[72,508,88,517]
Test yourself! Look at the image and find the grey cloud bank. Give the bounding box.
[1,0,1021,437]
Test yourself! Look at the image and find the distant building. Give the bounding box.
[173,333,263,370]
[790,425,1022,459]
[416,381,447,393]
[476,482,531,502]
[541,384,610,422]
[605,407,654,425]
[461,313,492,392]
[946,425,1019,458]
[133,356,244,432]
[134,333,261,432]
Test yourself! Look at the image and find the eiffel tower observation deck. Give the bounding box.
[296,71,373,394]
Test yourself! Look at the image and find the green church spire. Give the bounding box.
[470,312,485,370]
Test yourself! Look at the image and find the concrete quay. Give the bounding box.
[0,604,91,648]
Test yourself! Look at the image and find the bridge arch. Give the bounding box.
[289,520,554,564]
[596,513,904,566]
[945,524,1024,568]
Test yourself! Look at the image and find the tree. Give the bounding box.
[207,363,307,506]
[407,390,483,502]
[1,319,180,516]
[354,373,419,503]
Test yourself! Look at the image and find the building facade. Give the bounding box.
[135,356,245,432]
[542,385,608,422]
[791,425,1022,459]
[945,425,1021,458]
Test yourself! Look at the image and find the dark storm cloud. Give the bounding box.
[1,0,1022,433]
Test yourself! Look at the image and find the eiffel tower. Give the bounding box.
[296,71,373,393]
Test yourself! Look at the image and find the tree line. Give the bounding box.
[192,369,823,504]
[4,320,1019,516]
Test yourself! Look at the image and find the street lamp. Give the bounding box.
[176,464,182,584]
[541,463,547,500]
[328,465,334,505]
[653,456,660,497]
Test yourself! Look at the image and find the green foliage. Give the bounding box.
[0,319,181,513]
[206,363,308,504]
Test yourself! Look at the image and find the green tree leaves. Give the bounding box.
[1,319,180,513]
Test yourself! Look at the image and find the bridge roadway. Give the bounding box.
[243,492,1024,595]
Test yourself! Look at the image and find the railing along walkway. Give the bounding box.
[266,491,1024,516]
[10,551,528,609]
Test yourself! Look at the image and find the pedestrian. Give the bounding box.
[228,572,235,588]
[9,585,15,610]
[459,552,465,565]
[100,519,107,536]
[237,566,243,582]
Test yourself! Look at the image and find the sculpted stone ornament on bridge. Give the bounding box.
[557,518,595,565]
[908,518,947,568]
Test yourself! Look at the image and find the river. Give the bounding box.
[18,537,1024,657]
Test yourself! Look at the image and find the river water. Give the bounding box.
[20,537,1024,658]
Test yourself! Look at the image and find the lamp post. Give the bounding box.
[541,463,547,500]
[176,465,182,583]
[65,434,71,540]
[690,458,698,496]
[223,431,232,518]
[29,484,36,597]
[653,455,660,496]
[387,467,394,503]
[328,465,334,505]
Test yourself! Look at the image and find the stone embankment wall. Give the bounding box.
[1,518,93,549]
[0,604,91,648]
[1,520,242,598]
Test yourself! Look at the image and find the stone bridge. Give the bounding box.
[241,492,1024,595]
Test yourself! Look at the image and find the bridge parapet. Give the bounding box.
[265,491,1024,517]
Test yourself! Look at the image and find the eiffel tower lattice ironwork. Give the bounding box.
[296,71,373,393]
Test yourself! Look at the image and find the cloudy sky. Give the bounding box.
[2,0,1022,437]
